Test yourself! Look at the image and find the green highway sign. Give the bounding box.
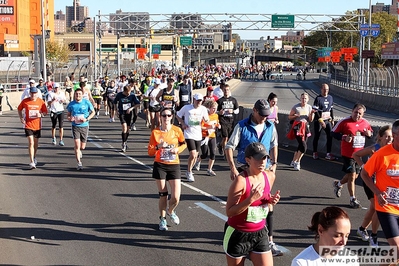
[272,15,294,28]
[152,44,161,54]
[180,36,193,46]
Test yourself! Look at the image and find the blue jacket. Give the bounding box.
[236,114,275,164]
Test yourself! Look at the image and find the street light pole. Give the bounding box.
[41,0,47,81]
[366,0,372,91]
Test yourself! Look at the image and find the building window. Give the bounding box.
[80,43,90,51]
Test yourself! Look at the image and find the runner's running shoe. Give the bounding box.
[159,217,168,231]
[333,181,343,198]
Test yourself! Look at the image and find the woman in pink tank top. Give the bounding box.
[223,142,281,266]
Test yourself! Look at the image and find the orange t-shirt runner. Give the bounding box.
[364,144,399,215]
[148,125,186,164]
[17,98,48,130]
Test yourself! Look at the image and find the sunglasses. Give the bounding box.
[161,114,173,117]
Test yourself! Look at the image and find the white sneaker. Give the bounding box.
[167,211,180,225]
[290,161,295,167]
[294,162,301,171]
[121,142,127,152]
[0,111,2,115]
[186,171,195,182]
[131,123,136,131]
[29,162,36,169]
[34,158,37,165]
[95,115,98,119]
[109,118,113,123]
[357,228,369,241]
[77,162,83,170]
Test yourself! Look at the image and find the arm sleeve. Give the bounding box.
[225,123,241,150]
[148,132,157,157]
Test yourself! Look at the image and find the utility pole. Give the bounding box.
[41,0,47,81]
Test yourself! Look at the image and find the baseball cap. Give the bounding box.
[29,79,35,84]
[254,99,271,117]
[207,86,214,91]
[245,142,269,160]
[54,83,60,88]
[193,93,203,101]
[30,87,38,93]
[154,78,161,85]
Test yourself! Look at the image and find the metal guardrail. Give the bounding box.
[327,64,399,97]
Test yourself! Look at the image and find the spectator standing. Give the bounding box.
[332,103,372,208]
[17,87,48,169]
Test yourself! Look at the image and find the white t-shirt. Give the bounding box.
[145,86,161,107]
[177,104,209,141]
[47,91,66,113]
[291,245,359,266]
[117,81,128,93]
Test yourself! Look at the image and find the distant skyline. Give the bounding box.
[54,0,394,39]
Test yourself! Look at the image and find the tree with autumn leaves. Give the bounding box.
[303,10,397,65]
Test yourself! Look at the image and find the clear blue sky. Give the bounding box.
[54,0,392,39]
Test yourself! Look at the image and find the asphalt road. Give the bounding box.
[0,77,394,265]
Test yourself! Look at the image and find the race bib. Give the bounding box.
[159,146,176,162]
[123,103,131,111]
[28,110,39,118]
[181,95,189,102]
[74,114,85,124]
[353,135,365,148]
[386,187,399,206]
[246,204,269,223]
[321,111,331,120]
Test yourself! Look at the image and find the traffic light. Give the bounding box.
[150,29,154,39]
[141,38,145,48]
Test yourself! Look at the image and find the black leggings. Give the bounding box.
[295,134,308,154]
[132,108,138,124]
[0,96,3,111]
[200,137,217,160]
[312,121,333,153]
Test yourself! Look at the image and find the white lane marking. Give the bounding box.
[195,202,227,221]
[184,183,226,205]
[89,133,291,254]
[88,137,103,149]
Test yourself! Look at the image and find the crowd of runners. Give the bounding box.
[12,63,399,265]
